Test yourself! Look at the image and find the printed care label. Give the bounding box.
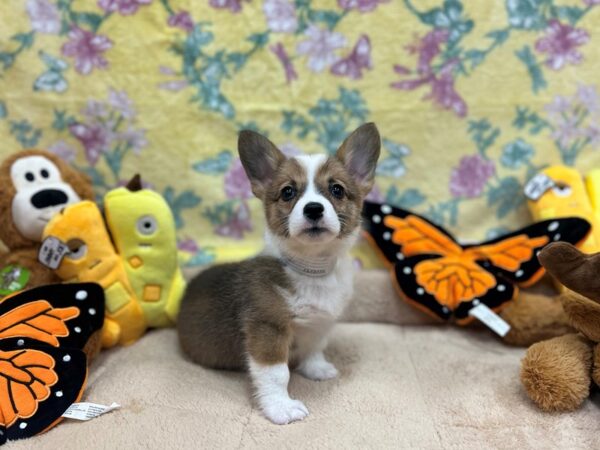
[38,236,70,270]
[524,173,555,201]
[62,402,121,421]
[469,304,511,337]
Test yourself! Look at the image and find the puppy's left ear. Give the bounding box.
[336,123,381,196]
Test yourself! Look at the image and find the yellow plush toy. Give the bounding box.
[525,166,600,254]
[41,201,146,348]
[104,175,186,327]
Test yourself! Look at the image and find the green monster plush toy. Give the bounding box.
[104,175,186,328]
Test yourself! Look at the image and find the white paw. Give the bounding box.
[261,395,309,425]
[297,359,338,381]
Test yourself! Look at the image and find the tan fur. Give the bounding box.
[315,158,362,237]
[521,333,593,412]
[264,159,306,237]
[520,242,600,411]
[501,292,574,346]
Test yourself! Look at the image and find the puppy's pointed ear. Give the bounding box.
[238,130,285,198]
[336,123,381,196]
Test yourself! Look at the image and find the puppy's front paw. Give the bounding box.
[261,395,309,425]
[297,358,338,381]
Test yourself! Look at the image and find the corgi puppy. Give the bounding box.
[177,123,380,424]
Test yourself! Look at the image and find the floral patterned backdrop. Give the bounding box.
[1,0,600,268]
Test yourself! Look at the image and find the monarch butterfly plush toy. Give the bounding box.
[363,201,591,340]
[0,283,104,443]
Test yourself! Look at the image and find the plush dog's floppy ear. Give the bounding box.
[336,123,381,196]
[238,130,286,198]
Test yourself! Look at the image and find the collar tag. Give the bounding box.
[469,303,511,337]
[38,236,70,270]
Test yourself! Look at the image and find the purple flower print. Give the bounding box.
[26,0,60,34]
[391,31,467,117]
[270,43,298,83]
[535,20,589,70]
[215,201,252,239]
[544,85,600,151]
[48,140,77,163]
[263,0,298,33]
[119,126,147,154]
[178,238,199,253]
[168,11,194,32]
[224,159,253,200]
[338,0,389,12]
[296,25,346,72]
[449,155,495,198]
[97,0,152,15]
[108,88,135,119]
[69,122,112,166]
[209,0,248,13]
[280,142,302,157]
[331,35,372,80]
[61,27,113,75]
[584,0,600,5]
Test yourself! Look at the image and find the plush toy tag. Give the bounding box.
[0,264,30,296]
[38,236,70,270]
[524,174,555,201]
[62,402,121,421]
[468,304,511,337]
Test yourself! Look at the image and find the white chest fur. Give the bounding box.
[282,256,354,362]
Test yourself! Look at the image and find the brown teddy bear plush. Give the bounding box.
[0,149,94,291]
[520,241,600,411]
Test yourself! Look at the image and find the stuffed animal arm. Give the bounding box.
[521,241,600,411]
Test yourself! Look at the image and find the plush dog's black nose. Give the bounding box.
[31,189,68,209]
[303,202,324,221]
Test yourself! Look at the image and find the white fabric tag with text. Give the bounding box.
[524,173,555,201]
[469,304,511,337]
[62,402,121,421]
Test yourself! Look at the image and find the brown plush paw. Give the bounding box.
[521,334,593,412]
[501,292,573,346]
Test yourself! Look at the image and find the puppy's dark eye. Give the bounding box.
[25,172,35,182]
[40,169,49,179]
[281,186,296,202]
[329,183,345,199]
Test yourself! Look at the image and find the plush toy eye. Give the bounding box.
[329,183,345,199]
[66,239,87,260]
[281,186,296,202]
[552,184,572,197]
[40,169,50,179]
[25,172,35,182]
[136,215,158,235]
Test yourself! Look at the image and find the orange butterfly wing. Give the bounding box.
[384,215,462,257]
[0,349,57,428]
[464,235,549,272]
[414,255,497,309]
[0,301,79,347]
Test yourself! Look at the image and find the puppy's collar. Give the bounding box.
[280,252,337,277]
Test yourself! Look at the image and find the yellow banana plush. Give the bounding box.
[104,175,186,327]
[526,166,600,254]
[42,201,146,347]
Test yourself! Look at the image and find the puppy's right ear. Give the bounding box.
[238,130,285,198]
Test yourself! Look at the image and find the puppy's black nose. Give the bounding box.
[31,189,68,209]
[303,202,324,221]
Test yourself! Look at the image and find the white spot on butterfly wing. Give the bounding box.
[381,204,392,214]
[372,214,381,224]
[416,287,424,295]
[55,390,63,398]
[497,285,506,292]
[74,327,81,333]
[63,354,71,362]
[396,253,404,261]
[516,270,524,278]
[553,233,561,241]
[548,221,559,232]
[75,290,88,300]
[383,231,391,240]
[88,308,96,315]
[403,267,412,275]
[19,422,27,429]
